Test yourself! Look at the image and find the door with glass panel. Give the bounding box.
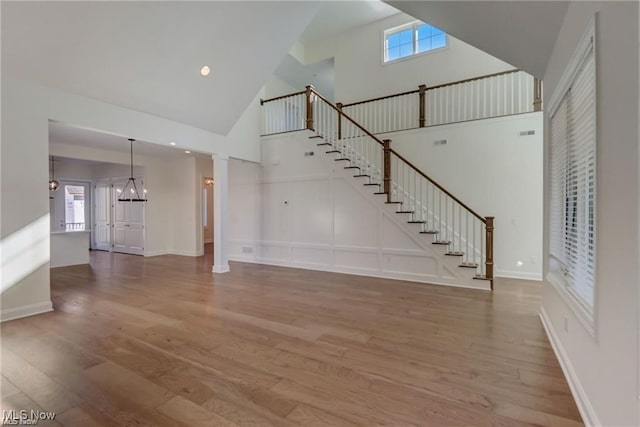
[52,181,91,232]
[93,181,111,251]
[112,180,145,255]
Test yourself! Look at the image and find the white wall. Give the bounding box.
[1,81,52,320]
[391,112,543,280]
[228,131,489,290]
[541,2,639,426]
[264,75,298,100]
[304,13,515,103]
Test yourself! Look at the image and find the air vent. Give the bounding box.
[304,151,315,156]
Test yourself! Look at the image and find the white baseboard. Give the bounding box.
[1,301,53,323]
[212,264,230,273]
[539,307,600,426]
[496,269,543,281]
[145,250,202,257]
[171,250,202,257]
[227,257,490,291]
[144,250,170,257]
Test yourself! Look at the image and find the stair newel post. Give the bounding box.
[383,139,392,203]
[533,78,542,112]
[305,85,314,131]
[336,102,343,140]
[418,84,427,128]
[484,216,494,289]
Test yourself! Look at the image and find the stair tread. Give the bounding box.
[335,158,350,161]
[309,135,322,139]
[353,174,369,177]
[408,220,426,224]
[344,166,360,169]
[473,275,491,281]
[445,251,465,256]
[364,183,380,186]
[374,192,387,195]
[385,201,403,204]
[396,211,414,214]
[326,150,341,153]
[420,230,439,234]
[317,142,332,146]
[459,263,479,268]
[432,241,451,245]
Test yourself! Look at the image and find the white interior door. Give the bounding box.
[112,181,145,255]
[93,182,111,251]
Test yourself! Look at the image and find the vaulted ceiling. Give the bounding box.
[1,1,322,135]
[386,1,570,79]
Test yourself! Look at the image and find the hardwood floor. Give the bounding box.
[1,252,582,426]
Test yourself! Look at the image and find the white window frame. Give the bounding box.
[383,21,447,63]
[547,17,597,336]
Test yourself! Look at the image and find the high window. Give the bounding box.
[384,21,447,63]
[548,21,596,330]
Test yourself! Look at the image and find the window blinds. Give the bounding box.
[549,38,596,309]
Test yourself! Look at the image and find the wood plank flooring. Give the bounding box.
[1,251,583,426]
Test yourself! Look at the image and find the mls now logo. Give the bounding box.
[1,410,56,425]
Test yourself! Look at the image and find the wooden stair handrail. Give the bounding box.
[341,69,522,108]
[260,90,306,105]
[309,88,385,147]
[389,148,486,223]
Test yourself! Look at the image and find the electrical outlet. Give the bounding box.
[304,151,314,157]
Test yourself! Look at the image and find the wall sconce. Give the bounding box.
[204,177,214,186]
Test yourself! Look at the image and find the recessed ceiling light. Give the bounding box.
[169,141,176,146]
[185,150,191,154]
[200,66,211,77]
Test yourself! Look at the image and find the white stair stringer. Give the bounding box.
[304,130,489,290]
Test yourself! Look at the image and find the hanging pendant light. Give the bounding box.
[49,156,59,192]
[119,138,147,202]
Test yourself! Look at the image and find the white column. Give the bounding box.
[212,154,230,273]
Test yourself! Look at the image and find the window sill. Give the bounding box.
[546,269,597,339]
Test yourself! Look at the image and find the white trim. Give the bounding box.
[539,307,600,427]
[547,270,596,338]
[144,250,171,257]
[212,264,230,274]
[548,16,595,116]
[1,301,53,323]
[144,250,202,257]
[495,269,543,281]
[382,20,448,64]
[227,257,491,291]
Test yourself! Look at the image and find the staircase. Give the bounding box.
[260,86,496,289]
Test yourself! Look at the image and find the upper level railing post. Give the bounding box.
[418,84,427,127]
[336,102,343,140]
[485,216,494,288]
[383,139,392,202]
[305,85,314,130]
[533,78,543,112]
